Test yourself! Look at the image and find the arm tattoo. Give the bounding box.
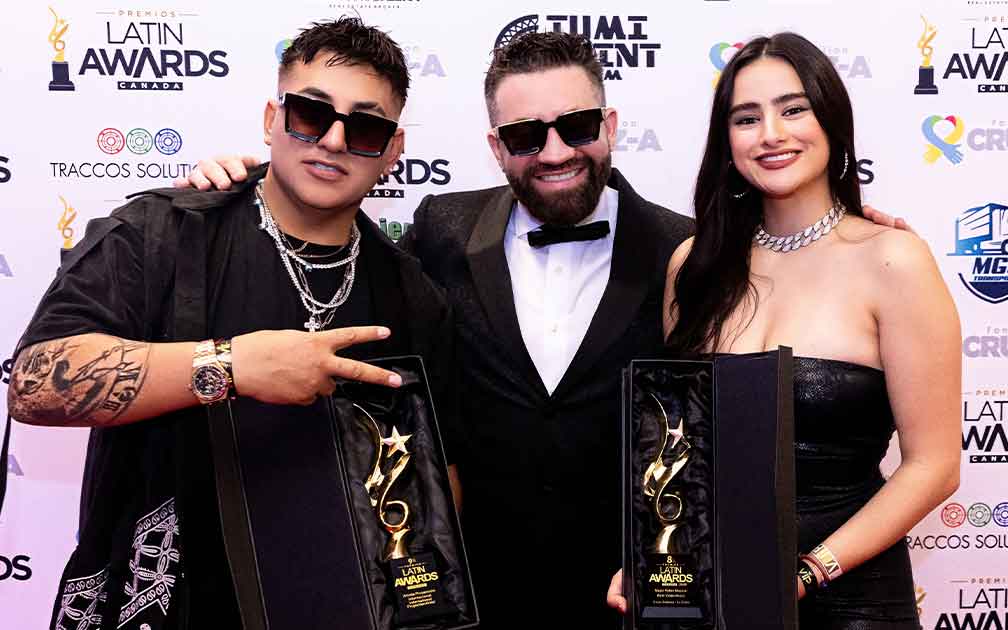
[9,337,151,426]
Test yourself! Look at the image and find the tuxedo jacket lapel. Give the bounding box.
[465,187,549,398]
[552,169,658,400]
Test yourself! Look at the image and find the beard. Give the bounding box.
[504,153,612,226]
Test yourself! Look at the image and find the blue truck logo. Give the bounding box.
[951,203,1008,303]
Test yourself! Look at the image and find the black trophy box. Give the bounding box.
[621,349,796,630]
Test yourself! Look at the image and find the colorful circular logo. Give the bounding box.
[275,38,293,63]
[967,502,992,527]
[126,128,153,155]
[97,128,125,154]
[941,502,966,528]
[709,41,743,72]
[994,502,1008,527]
[922,114,965,165]
[154,128,182,155]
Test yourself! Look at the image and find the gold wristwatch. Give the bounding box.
[190,339,234,405]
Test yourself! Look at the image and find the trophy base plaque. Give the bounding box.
[390,551,453,624]
[641,553,702,620]
[914,66,938,95]
[48,61,76,91]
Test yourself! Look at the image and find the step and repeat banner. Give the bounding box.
[1,0,1006,627]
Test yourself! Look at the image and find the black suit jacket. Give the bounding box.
[401,168,693,629]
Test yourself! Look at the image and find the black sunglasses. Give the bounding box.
[493,107,607,157]
[280,92,398,158]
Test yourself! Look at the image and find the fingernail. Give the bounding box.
[377,327,391,338]
[388,373,402,387]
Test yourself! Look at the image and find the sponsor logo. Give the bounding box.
[58,195,77,249]
[405,44,446,78]
[48,7,230,92]
[367,157,451,199]
[614,120,662,152]
[6,453,23,477]
[963,326,1008,357]
[52,127,194,180]
[970,502,994,526]
[856,158,875,185]
[0,154,11,183]
[823,45,872,79]
[916,585,927,620]
[275,38,292,63]
[922,116,1008,165]
[960,388,1008,463]
[906,533,1008,550]
[2,357,12,384]
[930,580,1008,629]
[495,14,661,81]
[0,254,12,278]
[949,203,1008,304]
[327,0,423,9]
[709,41,742,86]
[0,555,31,581]
[944,502,968,527]
[378,218,412,243]
[913,13,1008,96]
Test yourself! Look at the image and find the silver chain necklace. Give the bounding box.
[254,182,360,332]
[754,203,846,253]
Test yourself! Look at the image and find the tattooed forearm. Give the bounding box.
[8,335,151,426]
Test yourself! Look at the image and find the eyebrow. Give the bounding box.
[728,92,808,117]
[296,86,389,117]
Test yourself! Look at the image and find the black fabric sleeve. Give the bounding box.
[15,216,146,358]
[397,193,433,259]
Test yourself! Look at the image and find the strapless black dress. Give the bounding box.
[794,357,920,629]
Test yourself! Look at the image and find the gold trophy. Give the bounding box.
[48,7,76,91]
[914,15,938,95]
[354,404,450,623]
[640,394,699,618]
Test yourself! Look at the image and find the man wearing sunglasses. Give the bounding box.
[178,31,692,629]
[7,18,461,629]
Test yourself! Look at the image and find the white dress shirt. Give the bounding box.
[503,186,619,394]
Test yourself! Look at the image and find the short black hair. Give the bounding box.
[280,17,409,109]
[484,31,605,124]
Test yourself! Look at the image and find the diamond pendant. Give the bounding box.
[305,315,320,332]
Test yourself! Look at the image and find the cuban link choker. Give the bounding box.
[754,203,847,253]
[254,181,361,332]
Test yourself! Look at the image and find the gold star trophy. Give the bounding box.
[354,404,451,624]
[640,394,700,619]
[914,15,939,95]
[47,7,76,91]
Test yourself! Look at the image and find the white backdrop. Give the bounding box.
[2,1,1006,628]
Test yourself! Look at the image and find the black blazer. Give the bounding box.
[401,168,693,629]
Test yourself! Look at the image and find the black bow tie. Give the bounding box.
[526,221,610,248]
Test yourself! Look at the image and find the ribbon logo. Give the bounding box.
[922,114,964,164]
[709,42,743,87]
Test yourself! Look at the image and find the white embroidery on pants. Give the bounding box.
[117,498,180,627]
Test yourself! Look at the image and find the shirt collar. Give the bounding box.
[510,185,618,241]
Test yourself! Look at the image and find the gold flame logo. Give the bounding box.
[918,16,937,69]
[57,195,77,249]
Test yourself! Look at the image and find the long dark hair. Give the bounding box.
[666,32,863,356]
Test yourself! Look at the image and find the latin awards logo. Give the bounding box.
[367,157,451,199]
[960,387,1008,463]
[913,13,1008,96]
[0,154,10,183]
[949,203,1008,304]
[495,14,661,81]
[931,579,1008,629]
[46,6,230,93]
[57,195,77,249]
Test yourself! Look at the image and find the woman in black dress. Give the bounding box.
[610,32,960,628]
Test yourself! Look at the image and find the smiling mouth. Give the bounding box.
[757,151,799,163]
[307,160,348,175]
[535,167,583,183]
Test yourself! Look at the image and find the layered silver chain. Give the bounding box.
[254,182,360,331]
[754,203,846,253]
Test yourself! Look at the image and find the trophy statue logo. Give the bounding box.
[914,15,938,95]
[642,393,692,555]
[57,195,77,249]
[354,403,452,622]
[48,6,76,91]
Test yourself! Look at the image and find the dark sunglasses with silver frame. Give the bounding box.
[279,92,398,158]
[493,107,608,157]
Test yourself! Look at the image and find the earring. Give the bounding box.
[727,160,749,199]
[838,151,849,180]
